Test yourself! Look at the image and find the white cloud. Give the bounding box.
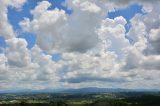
[5,0,26,9]
[0,1,15,39]
[6,38,31,67]
[123,1,160,71]
[149,28,160,41]
[30,45,60,81]
[0,0,26,39]
[20,1,67,52]
[98,16,130,58]
[73,1,101,13]
[59,51,123,83]
[0,54,8,80]
[0,0,27,82]
[148,28,160,55]
[20,0,108,53]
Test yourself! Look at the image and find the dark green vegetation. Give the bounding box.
[0,92,160,106]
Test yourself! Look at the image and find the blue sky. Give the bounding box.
[108,3,143,33]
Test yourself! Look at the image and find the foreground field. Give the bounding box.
[0,92,160,106]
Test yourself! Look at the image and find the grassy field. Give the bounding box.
[0,92,160,106]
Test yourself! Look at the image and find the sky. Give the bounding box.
[0,0,160,91]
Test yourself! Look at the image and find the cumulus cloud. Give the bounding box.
[59,51,122,83]
[0,54,8,80]
[0,1,15,39]
[20,0,108,53]
[148,28,160,54]
[123,1,160,71]
[98,16,130,57]
[6,38,31,67]
[30,45,60,81]
[20,1,67,52]
[0,0,26,39]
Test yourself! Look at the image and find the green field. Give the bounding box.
[0,92,160,106]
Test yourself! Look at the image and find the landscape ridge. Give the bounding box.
[0,87,159,94]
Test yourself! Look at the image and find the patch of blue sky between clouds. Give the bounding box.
[52,53,62,62]
[108,3,144,33]
[7,0,38,49]
[48,0,72,14]
[7,0,39,31]
[0,37,6,53]
[42,51,62,62]
[17,33,36,49]
[0,37,6,48]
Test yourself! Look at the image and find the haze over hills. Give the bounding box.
[0,87,159,94]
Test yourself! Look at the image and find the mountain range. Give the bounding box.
[0,87,159,94]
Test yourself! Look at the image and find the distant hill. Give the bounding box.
[60,87,131,93]
[0,87,159,94]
